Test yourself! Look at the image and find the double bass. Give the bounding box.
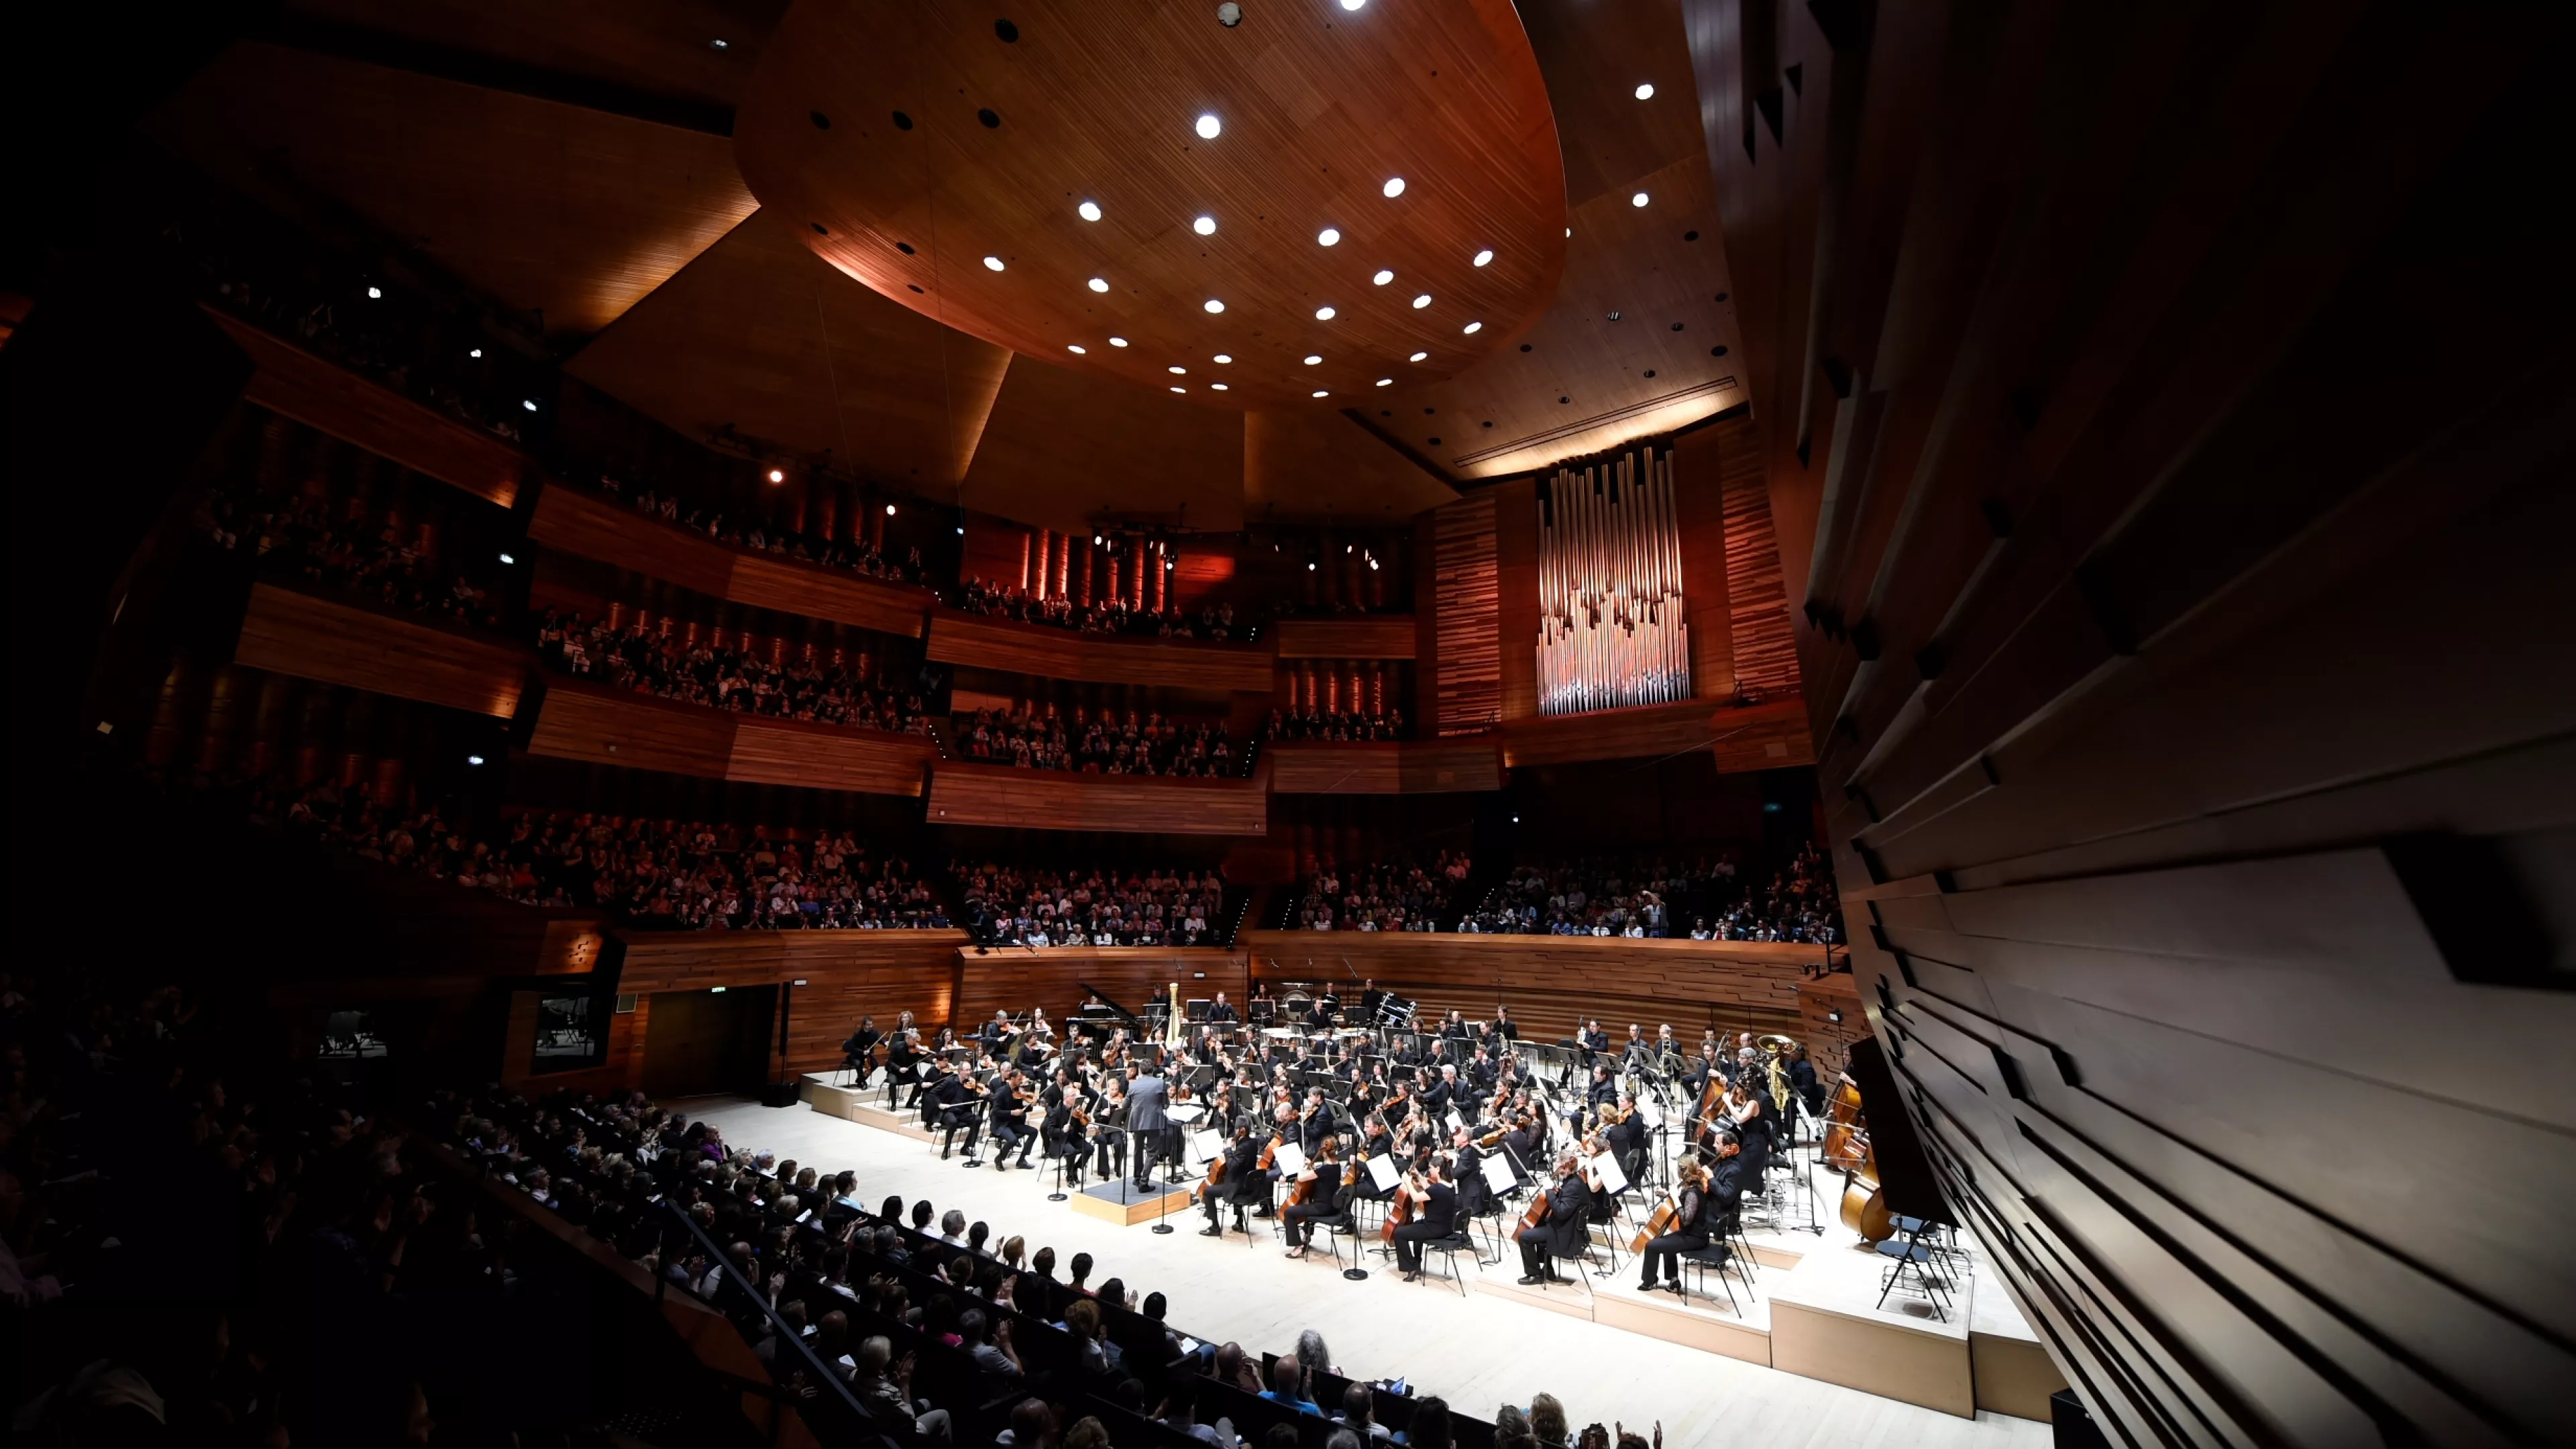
[1822,1074,1894,1242]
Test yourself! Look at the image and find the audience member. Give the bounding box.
[537,607,930,733]
[1292,853,1470,932]
[954,705,1236,776]
[954,861,1227,947]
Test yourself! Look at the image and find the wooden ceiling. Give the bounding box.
[733,0,1566,411]
[1364,0,1747,481]
[143,40,758,340]
[135,0,1743,526]
[565,207,1011,488]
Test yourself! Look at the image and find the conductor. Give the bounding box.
[1126,1061,1171,1191]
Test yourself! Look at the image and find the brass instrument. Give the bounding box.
[1763,1035,1796,1117]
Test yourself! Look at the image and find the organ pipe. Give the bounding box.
[1534,445,1690,714]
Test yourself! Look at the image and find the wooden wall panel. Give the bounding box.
[525,680,935,795]
[205,309,529,508]
[1718,436,1798,701]
[727,553,930,639]
[1672,416,1743,697]
[1492,477,1542,722]
[1267,740,1504,794]
[925,761,1270,836]
[1239,932,1827,1044]
[727,718,934,797]
[234,582,527,716]
[1499,695,1810,770]
[924,611,1275,692]
[947,947,1252,1036]
[614,930,968,1077]
[1430,494,1501,735]
[1680,0,2576,1440]
[1271,616,1420,661]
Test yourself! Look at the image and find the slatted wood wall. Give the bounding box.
[1682,0,2576,1441]
[1430,493,1501,735]
[924,611,1277,692]
[1716,422,1796,700]
[235,582,527,717]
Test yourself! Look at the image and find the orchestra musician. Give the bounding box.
[1602,1093,1650,1183]
[1091,1077,1129,1181]
[1704,1130,1754,1226]
[985,1067,1034,1171]
[1493,1005,1519,1044]
[1635,1156,1714,1295]
[1584,1063,1620,1125]
[1515,1152,1595,1285]
[1280,1136,1346,1258]
[1621,1023,1654,1074]
[1579,1019,1611,1059]
[1042,1077,1088,1186]
[1388,1161,1459,1282]
[1208,991,1239,1024]
[839,1016,881,1082]
[930,1063,980,1160]
[1198,1121,1267,1237]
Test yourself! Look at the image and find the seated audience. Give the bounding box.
[953,862,1228,947]
[1291,853,1470,932]
[1264,706,1406,742]
[953,705,1235,777]
[206,485,505,631]
[535,606,931,734]
[1459,846,1841,942]
[953,576,1238,641]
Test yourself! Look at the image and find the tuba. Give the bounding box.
[1760,1034,1797,1116]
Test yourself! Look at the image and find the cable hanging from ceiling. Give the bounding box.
[1534,445,1690,715]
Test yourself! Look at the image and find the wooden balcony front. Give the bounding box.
[925,757,1271,835]
[1271,615,1419,659]
[1265,738,1504,793]
[1499,695,1816,770]
[234,581,528,716]
[524,679,938,796]
[925,609,1277,692]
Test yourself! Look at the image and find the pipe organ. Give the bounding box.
[1535,447,1690,714]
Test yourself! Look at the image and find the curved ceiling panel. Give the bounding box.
[734,0,1566,411]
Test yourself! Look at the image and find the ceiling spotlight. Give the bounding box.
[1169,366,1188,374]
[1193,215,1217,235]
[1218,2,1243,25]
[468,753,486,765]
[1315,306,1336,320]
[1067,343,1087,354]
[767,468,786,482]
[1079,200,1103,221]
[710,38,729,50]
[1109,336,1130,347]
[498,552,516,565]
[1375,378,1393,386]
[1094,533,1104,545]
[468,347,482,358]
[1195,113,1222,140]
[1373,269,1394,286]
[1631,191,1649,207]
[1312,390,1330,398]
[983,255,1006,270]
[1171,386,1187,393]
[366,286,382,299]
[1340,0,1367,10]
[885,503,897,515]
[1462,321,1483,333]
[1210,382,1228,390]
[1634,83,1655,100]
[1307,561,1318,571]
[1368,557,1380,570]
[1087,277,1110,293]
[1213,354,1233,364]
[522,399,538,412]
[1473,248,1494,266]
[1381,177,1406,198]
[1203,299,1225,313]
[1411,294,1432,309]
[1317,227,1341,247]
[1408,350,1428,362]
[1303,354,1322,365]
[958,525,967,535]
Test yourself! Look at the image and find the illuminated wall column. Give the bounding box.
[1016,531,1033,594]
[1054,533,1071,598]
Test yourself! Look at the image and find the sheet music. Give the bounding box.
[1590,1151,1629,1196]
[1188,1128,1224,1164]
[1481,1152,1520,1195]
[1637,1098,1664,1128]
[1444,1109,1464,1133]
[1272,1141,1308,1177]
[1167,1103,1207,1124]
[1364,1154,1399,1191]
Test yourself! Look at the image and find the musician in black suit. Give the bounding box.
[979,1010,1012,1053]
[985,1069,1034,1171]
[1579,1019,1612,1059]
[1198,1122,1267,1236]
[1391,1161,1460,1281]
[1515,1152,1593,1285]
[1636,1156,1713,1293]
[1705,1130,1753,1229]
[1448,1126,1494,1218]
[1091,1079,1129,1181]
[930,1068,980,1160]
[1207,991,1239,1023]
[1493,1006,1519,1044]
[840,1017,881,1082]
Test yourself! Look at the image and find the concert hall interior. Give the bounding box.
[7,1,2572,1447]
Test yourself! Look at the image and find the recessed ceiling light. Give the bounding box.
[1375,378,1393,386]
[1193,215,1217,235]
[1340,0,1366,10]
[1634,83,1655,100]
[1169,366,1187,374]
[1078,200,1103,221]
[1211,382,1229,390]
[1473,248,1494,266]
[1087,277,1110,292]
[1408,351,1427,362]
[983,255,1006,270]
[1110,336,1130,347]
[1313,390,1330,398]
[498,552,515,565]
[1317,227,1341,247]
[1411,294,1432,309]
[366,286,382,299]
[468,348,482,358]
[1067,343,1087,354]
[1172,386,1187,392]
[1303,355,1322,365]
[1316,306,1336,320]
[1462,321,1483,333]
[710,38,729,50]
[767,468,785,482]
[1213,354,1233,364]
[1631,191,1649,207]
[1195,113,1222,140]
[1373,269,1394,285]
[886,504,897,515]
[1204,299,1225,313]
[522,399,538,412]
[1566,227,1573,237]
[1381,177,1406,198]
